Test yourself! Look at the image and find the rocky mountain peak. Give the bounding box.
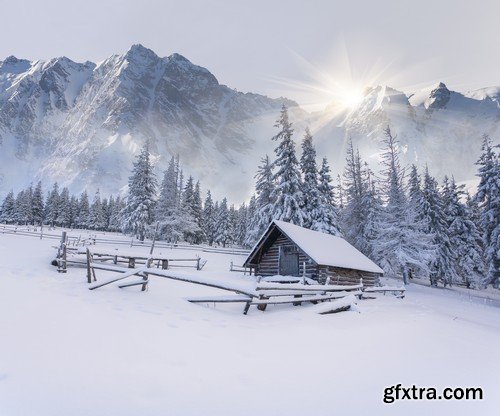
[0,55,31,73]
[0,46,498,202]
[426,82,451,110]
[124,43,160,63]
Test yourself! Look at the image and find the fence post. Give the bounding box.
[196,257,201,271]
[86,248,92,284]
[150,221,159,255]
[142,258,152,291]
[57,231,67,273]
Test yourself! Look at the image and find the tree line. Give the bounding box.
[0,105,498,289]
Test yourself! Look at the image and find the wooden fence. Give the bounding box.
[0,224,250,256]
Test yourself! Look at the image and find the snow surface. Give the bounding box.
[0,231,499,415]
[311,293,360,314]
[256,220,384,274]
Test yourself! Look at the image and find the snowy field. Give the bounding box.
[0,231,499,416]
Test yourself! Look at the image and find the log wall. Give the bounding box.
[318,265,380,287]
[256,234,318,278]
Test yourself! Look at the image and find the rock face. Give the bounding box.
[0,44,499,201]
[0,44,299,200]
[425,82,451,110]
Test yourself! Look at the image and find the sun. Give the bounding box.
[266,41,397,116]
[331,84,365,110]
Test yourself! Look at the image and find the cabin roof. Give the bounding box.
[244,220,384,274]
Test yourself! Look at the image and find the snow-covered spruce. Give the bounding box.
[0,111,497,290]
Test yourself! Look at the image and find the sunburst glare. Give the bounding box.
[266,40,396,116]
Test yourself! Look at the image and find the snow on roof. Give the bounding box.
[248,220,383,274]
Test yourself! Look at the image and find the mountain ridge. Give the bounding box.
[0,44,498,201]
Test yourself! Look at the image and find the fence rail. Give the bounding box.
[0,223,250,256]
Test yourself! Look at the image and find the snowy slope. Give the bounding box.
[0,231,499,415]
[465,86,500,106]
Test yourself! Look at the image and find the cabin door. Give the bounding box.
[279,246,299,276]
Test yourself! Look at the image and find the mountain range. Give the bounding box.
[0,44,498,201]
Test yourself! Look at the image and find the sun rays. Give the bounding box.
[266,39,396,116]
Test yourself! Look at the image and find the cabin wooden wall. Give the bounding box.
[254,230,381,286]
[318,266,380,287]
[256,234,318,278]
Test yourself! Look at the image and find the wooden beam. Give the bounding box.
[187,295,252,303]
[88,267,148,290]
[251,292,355,306]
[318,305,352,315]
[141,268,255,297]
[118,280,150,289]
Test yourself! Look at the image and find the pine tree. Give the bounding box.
[15,188,33,225]
[177,167,184,208]
[182,176,195,209]
[45,183,60,227]
[69,195,79,228]
[103,197,112,230]
[270,105,306,225]
[89,190,105,230]
[228,204,238,245]
[473,135,500,288]
[300,128,321,229]
[342,140,364,245]
[123,143,157,241]
[236,202,248,246]
[0,191,16,224]
[156,156,195,242]
[245,155,275,246]
[357,163,382,259]
[157,156,179,218]
[317,157,342,235]
[192,181,204,243]
[13,190,23,224]
[57,187,71,227]
[180,176,201,243]
[443,177,484,287]
[372,126,432,281]
[202,190,216,245]
[109,196,125,232]
[417,171,458,286]
[336,174,344,210]
[215,198,231,247]
[31,181,44,226]
[408,164,423,208]
[75,191,90,229]
[243,195,258,247]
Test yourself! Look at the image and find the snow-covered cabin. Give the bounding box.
[243,220,384,286]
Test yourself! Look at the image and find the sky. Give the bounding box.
[1,0,499,107]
